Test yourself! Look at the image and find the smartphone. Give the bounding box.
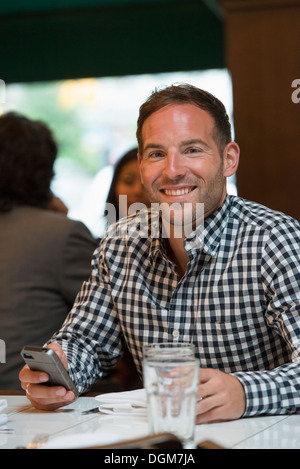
[21,345,78,399]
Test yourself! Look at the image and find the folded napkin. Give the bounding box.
[95,388,147,416]
[43,432,122,449]
[0,399,8,427]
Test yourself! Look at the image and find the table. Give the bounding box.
[1,394,300,449]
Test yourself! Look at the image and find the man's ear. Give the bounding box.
[223,142,240,178]
[138,152,144,184]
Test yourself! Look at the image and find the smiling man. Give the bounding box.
[20,84,300,424]
[137,96,239,277]
[138,102,238,221]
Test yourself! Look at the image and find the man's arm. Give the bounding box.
[19,239,125,407]
[196,219,300,423]
[207,220,300,421]
[235,221,300,417]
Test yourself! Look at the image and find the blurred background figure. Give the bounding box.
[105,147,149,222]
[88,148,150,394]
[47,193,69,215]
[0,112,98,390]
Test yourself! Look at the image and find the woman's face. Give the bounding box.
[115,159,149,216]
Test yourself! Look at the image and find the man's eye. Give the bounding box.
[186,147,201,154]
[149,151,164,159]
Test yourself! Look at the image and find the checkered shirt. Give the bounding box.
[50,195,300,417]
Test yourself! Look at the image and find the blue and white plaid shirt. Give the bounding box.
[51,195,300,417]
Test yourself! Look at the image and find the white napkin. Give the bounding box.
[0,399,8,427]
[42,432,122,449]
[95,388,147,416]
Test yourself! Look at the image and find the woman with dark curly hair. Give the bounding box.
[0,112,97,389]
[0,112,58,212]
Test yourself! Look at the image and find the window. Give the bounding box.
[2,69,235,237]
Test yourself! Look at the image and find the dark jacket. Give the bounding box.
[0,206,98,389]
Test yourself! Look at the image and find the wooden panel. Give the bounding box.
[221,0,300,220]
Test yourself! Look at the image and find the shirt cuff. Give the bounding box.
[233,368,300,417]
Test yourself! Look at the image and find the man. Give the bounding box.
[19,84,300,423]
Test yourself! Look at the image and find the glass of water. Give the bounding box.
[143,347,199,448]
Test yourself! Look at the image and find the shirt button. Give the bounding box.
[172,330,179,339]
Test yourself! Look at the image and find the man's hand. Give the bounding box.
[196,368,246,424]
[19,343,76,411]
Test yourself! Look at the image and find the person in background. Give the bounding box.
[47,193,69,215]
[104,147,150,223]
[0,112,97,389]
[98,148,150,392]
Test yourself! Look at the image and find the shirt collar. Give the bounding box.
[149,195,231,260]
[189,195,231,256]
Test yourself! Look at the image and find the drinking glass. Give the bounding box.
[143,347,199,448]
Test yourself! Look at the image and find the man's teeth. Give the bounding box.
[164,187,192,196]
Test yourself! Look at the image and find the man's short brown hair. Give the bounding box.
[137,83,232,157]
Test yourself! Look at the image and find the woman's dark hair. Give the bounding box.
[0,112,57,212]
[105,148,138,218]
[137,83,232,157]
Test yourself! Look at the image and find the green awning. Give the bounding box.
[0,0,225,83]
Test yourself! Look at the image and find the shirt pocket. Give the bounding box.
[197,319,264,372]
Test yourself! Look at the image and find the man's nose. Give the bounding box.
[162,150,186,180]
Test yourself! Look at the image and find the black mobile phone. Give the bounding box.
[21,345,78,399]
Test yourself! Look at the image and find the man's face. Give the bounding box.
[138,103,236,228]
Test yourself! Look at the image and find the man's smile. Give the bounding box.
[160,186,197,197]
